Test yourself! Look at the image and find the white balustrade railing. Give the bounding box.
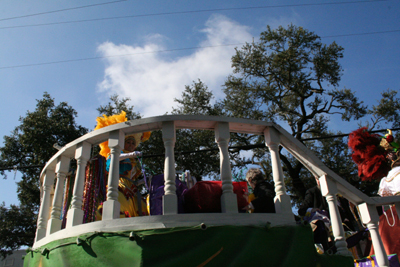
[102,130,124,220]
[66,142,91,228]
[320,176,350,256]
[162,121,178,215]
[46,155,70,235]
[264,127,292,218]
[32,115,400,266]
[35,169,55,242]
[215,122,237,213]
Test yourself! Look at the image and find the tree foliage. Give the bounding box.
[0,92,87,258]
[172,79,223,116]
[97,94,141,120]
[222,24,369,202]
[141,80,224,180]
[0,203,36,259]
[366,89,400,130]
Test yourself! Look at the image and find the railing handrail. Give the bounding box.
[276,129,375,205]
[40,114,394,206]
[39,115,275,181]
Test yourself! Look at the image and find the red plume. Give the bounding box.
[348,127,390,181]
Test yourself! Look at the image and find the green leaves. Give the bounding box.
[222,24,372,201]
[0,92,88,254]
[172,80,222,116]
[368,89,400,129]
[0,203,36,259]
[97,94,141,120]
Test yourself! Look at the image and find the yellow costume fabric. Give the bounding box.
[116,152,148,217]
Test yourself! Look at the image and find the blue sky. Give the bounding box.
[1,0,399,206]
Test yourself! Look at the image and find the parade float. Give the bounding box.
[23,115,400,267]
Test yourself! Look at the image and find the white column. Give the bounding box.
[103,130,124,220]
[66,142,91,227]
[319,175,352,256]
[359,202,389,267]
[162,121,178,215]
[215,122,237,213]
[264,127,291,215]
[35,169,55,242]
[47,156,70,235]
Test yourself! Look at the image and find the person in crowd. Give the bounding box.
[298,176,329,217]
[298,176,331,252]
[244,168,275,213]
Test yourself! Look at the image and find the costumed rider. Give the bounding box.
[95,111,151,218]
[348,127,400,257]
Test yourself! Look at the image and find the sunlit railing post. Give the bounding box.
[162,121,178,214]
[319,175,351,256]
[35,169,55,242]
[264,127,292,216]
[66,142,91,227]
[215,122,237,213]
[47,155,70,235]
[102,130,124,220]
[359,203,389,267]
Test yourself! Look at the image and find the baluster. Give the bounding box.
[162,121,177,215]
[264,127,291,216]
[47,156,70,235]
[35,169,56,242]
[66,142,91,227]
[215,122,237,213]
[184,170,191,188]
[319,175,352,256]
[359,203,389,267]
[103,130,124,220]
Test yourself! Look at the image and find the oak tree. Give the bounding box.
[222,24,368,201]
[0,93,87,258]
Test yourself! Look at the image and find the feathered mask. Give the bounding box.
[94,111,151,158]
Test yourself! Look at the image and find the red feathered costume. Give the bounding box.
[348,127,390,182]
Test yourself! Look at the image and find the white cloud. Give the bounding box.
[97,14,252,117]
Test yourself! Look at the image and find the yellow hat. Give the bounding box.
[95,111,151,158]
